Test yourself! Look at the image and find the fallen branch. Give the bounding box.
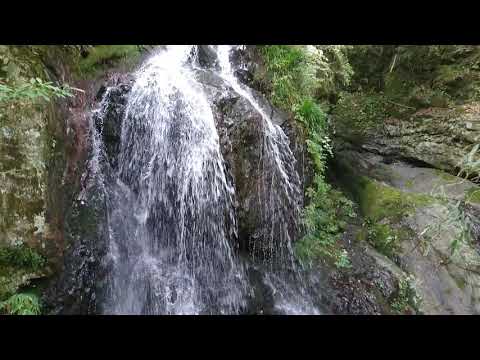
[69,87,85,93]
[389,53,398,73]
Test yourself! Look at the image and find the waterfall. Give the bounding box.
[216,45,302,269]
[99,46,247,314]
[215,45,319,314]
[87,45,320,314]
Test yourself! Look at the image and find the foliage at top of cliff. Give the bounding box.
[75,45,144,76]
[259,45,353,110]
[346,45,480,107]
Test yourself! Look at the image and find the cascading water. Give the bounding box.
[216,45,302,269]
[88,45,320,314]
[215,45,319,314]
[97,46,247,314]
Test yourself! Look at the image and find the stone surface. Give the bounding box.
[196,65,305,259]
[333,147,480,314]
[335,103,480,174]
[43,47,306,313]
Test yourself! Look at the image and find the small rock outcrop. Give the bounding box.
[332,106,480,314]
[335,103,480,174]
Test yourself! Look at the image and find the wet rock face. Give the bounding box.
[43,181,109,314]
[215,95,266,253]
[229,45,259,88]
[193,61,304,260]
[205,82,304,259]
[243,263,276,314]
[333,146,480,314]
[45,46,342,314]
[335,104,480,174]
[196,45,220,70]
[44,75,133,314]
[94,77,134,169]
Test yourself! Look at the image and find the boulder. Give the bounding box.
[196,45,219,70]
[333,148,480,314]
[335,103,480,174]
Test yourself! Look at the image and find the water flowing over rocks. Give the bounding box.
[35,45,480,315]
[44,46,320,314]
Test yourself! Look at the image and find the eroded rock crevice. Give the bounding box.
[332,102,480,314]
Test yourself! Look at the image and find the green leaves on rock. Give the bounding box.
[0,293,41,315]
[0,78,73,104]
[0,245,46,272]
[259,45,354,268]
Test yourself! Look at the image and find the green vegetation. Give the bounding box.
[331,45,480,139]
[0,77,73,105]
[255,45,480,311]
[346,45,480,108]
[358,220,410,260]
[390,274,421,314]
[0,245,46,315]
[0,245,46,272]
[259,45,354,268]
[354,178,431,258]
[259,46,468,266]
[332,91,391,142]
[352,176,433,222]
[424,144,480,256]
[296,186,356,268]
[77,45,141,76]
[334,158,434,259]
[259,45,352,112]
[0,293,41,315]
[457,143,480,182]
[1,46,75,109]
[465,187,480,204]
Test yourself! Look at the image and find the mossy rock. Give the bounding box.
[0,265,44,301]
[0,245,48,301]
[349,176,434,223]
[465,187,480,204]
[76,45,142,77]
[363,223,399,259]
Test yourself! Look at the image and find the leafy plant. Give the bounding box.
[457,143,480,181]
[1,45,75,112]
[0,245,46,272]
[0,77,73,104]
[391,274,421,314]
[296,182,355,269]
[0,293,41,315]
[77,45,141,75]
[259,45,354,268]
[362,219,400,259]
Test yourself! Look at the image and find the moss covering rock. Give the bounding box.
[0,244,47,306]
[333,146,480,314]
[75,45,143,78]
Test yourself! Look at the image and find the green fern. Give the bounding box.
[259,45,354,268]
[0,245,46,272]
[0,77,73,104]
[0,293,41,315]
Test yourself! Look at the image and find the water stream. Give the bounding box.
[90,45,319,314]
